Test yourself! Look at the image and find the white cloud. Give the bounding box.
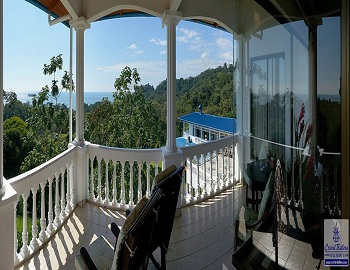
[97,56,231,87]
[178,28,200,43]
[177,27,213,53]
[97,61,167,87]
[176,58,225,79]
[201,52,208,59]
[149,38,167,46]
[219,52,233,62]
[130,51,144,56]
[127,43,137,49]
[216,37,233,50]
[215,37,233,62]
[160,50,167,55]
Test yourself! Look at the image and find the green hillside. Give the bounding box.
[142,63,235,119]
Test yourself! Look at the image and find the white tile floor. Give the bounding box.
[15,184,327,270]
[15,186,240,270]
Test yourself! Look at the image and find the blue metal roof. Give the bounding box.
[178,112,236,134]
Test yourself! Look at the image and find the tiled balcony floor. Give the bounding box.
[15,186,240,270]
[15,184,326,270]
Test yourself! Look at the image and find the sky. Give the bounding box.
[3,0,233,93]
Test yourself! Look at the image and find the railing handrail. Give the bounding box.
[179,135,236,157]
[8,146,76,196]
[249,134,341,156]
[87,143,163,163]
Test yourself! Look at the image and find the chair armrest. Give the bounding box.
[80,247,98,270]
[111,222,121,239]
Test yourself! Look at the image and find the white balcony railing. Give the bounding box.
[5,136,238,268]
[87,143,163,209]
[8,146,76,267]
[180,136,236,204]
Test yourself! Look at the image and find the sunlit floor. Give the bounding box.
[15,183,327,270]
[15,186,239,270]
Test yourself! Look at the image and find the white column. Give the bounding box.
[161,10,185,215]
[235,35,246,183]
[70,17,90,145]
[0,184,16,269]
[162,10,182,153]
[70,17,90,207]
[69,26,73,143]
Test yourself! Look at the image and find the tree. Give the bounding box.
[85,66,166,149]
[42,54,75,105]
[4,117,33,178]
[20,54,73,173]
[3,90,30,120]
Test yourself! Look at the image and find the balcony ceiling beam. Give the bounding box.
[170,0,182,12]
[60,0,80,20]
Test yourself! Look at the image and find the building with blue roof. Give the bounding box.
[178,109,236,144]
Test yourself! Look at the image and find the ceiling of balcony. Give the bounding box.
[25,0,234,33]
[25,0,341,36]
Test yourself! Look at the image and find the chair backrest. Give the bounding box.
[150,166,185,252]
[117,188,162,270]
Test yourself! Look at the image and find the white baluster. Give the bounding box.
[215,150,219,191]
[120,163,125,205]
[189,157,193,202]
[54,173,61,227]
[195,155,199,199]
[105,159,109,203]
[146,163,150,198]
[30,188,39,251]
[209,152,213,194]
[112,162,117,206]
[221,148,225,188]
[47,177,54,235]
[129,162,134,207]
[66,163,73,213]
[14,202,19,264]
[227,146,232,184]
[138,163,142,202]
[20,194,30,258]
[39,182,47,242]
[60,167,67,219]
[70,162,75,206]
[90,157,94,200]
[97,158,102,202]
[202,153,207,196]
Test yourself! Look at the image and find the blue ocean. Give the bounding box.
[16,91,341,110]
[17,91,115,110]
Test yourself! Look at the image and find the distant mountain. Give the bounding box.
[142,63,235,119]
